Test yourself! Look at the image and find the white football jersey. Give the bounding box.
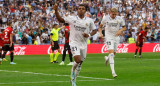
[101,15,125,39]
[64,15,96,48]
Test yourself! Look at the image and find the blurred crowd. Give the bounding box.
[0,0,160,45]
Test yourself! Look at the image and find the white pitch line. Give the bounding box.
[0,70,114,81]
[0,80,100,85]
[115,58,160,61]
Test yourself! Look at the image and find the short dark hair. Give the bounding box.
[64,23,69,26]
[78,4,86,10]
[145,27,149,30]
[79,4,85,7]
[53,24,58,28]
[8,22,12,26]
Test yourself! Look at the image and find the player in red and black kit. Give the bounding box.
[0,28,5,64]
[2,22,16,64]
[134,27,149,58]
[59,23,73,65]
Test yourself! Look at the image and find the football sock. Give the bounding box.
[135,49,138,55]
[75,61,83,78]
[54,52,60,61]
[50,53,54,62]
[69,51,73,62]
[2,52,6,59]
[10,52,14,62]
[108,53,115,74]
[62,50,66,61]
[139,49,142,56]
[72,61,78,72]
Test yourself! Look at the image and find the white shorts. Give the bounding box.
[106,37,120,52]
[70,45,87,61]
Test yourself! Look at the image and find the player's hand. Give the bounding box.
[9,43,12,47]
[82,33,89,38]
[116,30,122,36]
[51,41,54,47]
[53,4,58,11]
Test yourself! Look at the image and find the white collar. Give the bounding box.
[76,16,86,20]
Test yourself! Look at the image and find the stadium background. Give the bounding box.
[0,0,160,86]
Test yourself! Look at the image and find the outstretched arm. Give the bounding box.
[53,4,65,23]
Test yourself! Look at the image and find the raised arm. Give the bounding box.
[53,4,65,23]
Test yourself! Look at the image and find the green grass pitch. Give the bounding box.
[0,53,160,86]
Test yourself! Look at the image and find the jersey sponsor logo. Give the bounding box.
[74,25,86,32]
[153,44,160,52]
[108,23,118,27]
[101,44,129,53]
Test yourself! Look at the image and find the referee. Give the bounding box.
[50,24,61,63]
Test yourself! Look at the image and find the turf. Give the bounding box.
[0,53,160,86]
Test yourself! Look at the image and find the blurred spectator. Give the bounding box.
[22,34,28,45]
[0,0,159,44]
[157,31,160,42]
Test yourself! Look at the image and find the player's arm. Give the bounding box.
[66,31,70,41]
[137,32,142,44]
[116,26,126,36]
[83,30,97,38]
[137,34,140,44]
[53,4,65,23]
[83,19,97,38]
[60,25,65,30]
[90,29,97,36]
[98,24,103,38]
[10,33,13,47]
[116,17,126,36]
[98,16,106,38]
[50,33,54,46]
[144,37,147,42]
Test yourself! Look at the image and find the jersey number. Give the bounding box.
[5,32,8,38]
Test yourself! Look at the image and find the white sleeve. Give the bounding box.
[101,16,106,25]
[121,17,125,26]
[64,15,72,24]
[90,19,96,30]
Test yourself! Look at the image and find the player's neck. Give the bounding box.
[78,15,85,19]
[109,15,116,19]
[111,17,115,19]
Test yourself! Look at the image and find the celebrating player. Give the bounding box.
[0,28,4,64]
[2,22,16,64]
[50,24,62,63]
[134,27,149,58]
[99,8,126,78]
[54,4,97,86]
[59,23,73,66]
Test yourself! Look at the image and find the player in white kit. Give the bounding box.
[99,8,126,78]
[53,4,97,86]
